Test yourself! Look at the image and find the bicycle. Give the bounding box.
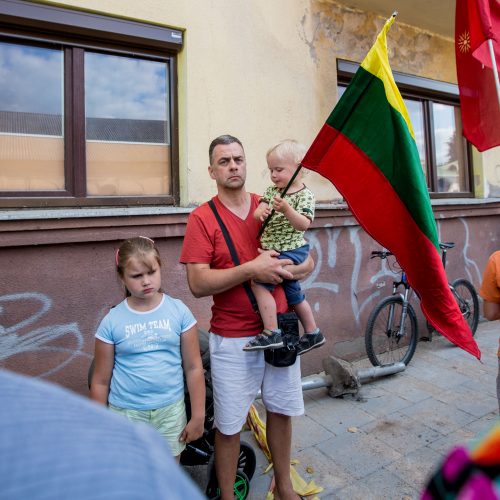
[425,242,479,339]
[364,242,480,367]
[364,249,418,367]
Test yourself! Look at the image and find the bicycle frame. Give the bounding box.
[389,271,414,339]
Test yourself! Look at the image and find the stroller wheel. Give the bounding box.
[206,440,257,486]
[238,441,257,481]
[205,468,249,500]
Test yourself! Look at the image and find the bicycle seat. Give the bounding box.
[439,242,455,249]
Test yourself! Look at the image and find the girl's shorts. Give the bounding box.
[209,333,304,436]
[109,397,187,457]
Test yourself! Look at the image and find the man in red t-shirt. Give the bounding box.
[180,135,312,499]
[479,250,500,414]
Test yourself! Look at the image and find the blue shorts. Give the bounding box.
[256,244,309,306]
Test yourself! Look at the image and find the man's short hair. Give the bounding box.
[209,135,244,163]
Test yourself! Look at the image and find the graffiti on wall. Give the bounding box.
[300,217,481,325]
[0,292,89,378]
[1,217,482,378]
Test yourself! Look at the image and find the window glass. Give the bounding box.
[0,41,64,191]
[404,98,427,179]
[431,102,467,193]
[85,52,170,196]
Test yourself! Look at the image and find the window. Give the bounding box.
[337,60,473,198]
[0,0,182,207]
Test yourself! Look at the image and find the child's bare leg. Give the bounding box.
[251,282,279,331]
[293,299,317,333]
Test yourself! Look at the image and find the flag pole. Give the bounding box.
[258,11,399,240]
[487,38,500,108]
[257,164,303,238]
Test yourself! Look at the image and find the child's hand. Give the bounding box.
[272,196,290,214]
[179,416,204,443]
[260,206,272,222]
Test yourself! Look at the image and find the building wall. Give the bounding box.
[2,204,499,395]
[46,0,487,205]
[1,0,500,394]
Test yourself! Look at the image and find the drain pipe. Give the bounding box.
[256,359,406,399]
[301,362,406,392]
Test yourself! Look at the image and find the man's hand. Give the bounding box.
[283,254,314,281]
[254,249,293,284]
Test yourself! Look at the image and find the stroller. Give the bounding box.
[180,329,256,499]
[88,329,257,499]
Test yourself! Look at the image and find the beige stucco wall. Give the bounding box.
[47,0,472,204]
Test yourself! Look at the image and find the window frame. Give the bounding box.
[337,60,474,199]
[0,0,182,208]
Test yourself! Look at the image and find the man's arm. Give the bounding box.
[484,300,500,321]
[186,250,294,298]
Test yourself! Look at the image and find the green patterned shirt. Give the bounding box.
[260,185,315,252]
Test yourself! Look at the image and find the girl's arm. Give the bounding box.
[272,196,311,231]
[89,339,114,405]
[180,326,205,443]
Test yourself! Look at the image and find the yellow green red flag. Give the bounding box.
[301,15,480,359]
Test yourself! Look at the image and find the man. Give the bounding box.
[0,368,204,500]
[180,135,312,499]
[479,250,500,413]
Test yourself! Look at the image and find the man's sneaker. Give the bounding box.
[243,329,283,351]
[297,331,325,355]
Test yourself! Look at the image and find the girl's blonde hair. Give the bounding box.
[266,139,308,166]
[115,237,162,296]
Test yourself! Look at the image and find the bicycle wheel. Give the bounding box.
[365,295,418,366]
[451,278,479,336]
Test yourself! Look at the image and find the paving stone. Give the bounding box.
[292,413,337,449]
[304,394,376,434]
[336,467,420,500]
[361,411,444,454]
[232,323,499,499]
[317,430,402,480]
[292,445,352,496]
[433,384,498,418]
[389,445,444,492]
[349,386,415,417]
[398,396,477,435]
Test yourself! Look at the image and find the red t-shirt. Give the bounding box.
[180,194,287,338]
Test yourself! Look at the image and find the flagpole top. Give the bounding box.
[392,11,398,18]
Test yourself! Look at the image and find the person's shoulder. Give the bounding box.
[485,250,500,269]
[0,368,204,499]
[105,299,127,317]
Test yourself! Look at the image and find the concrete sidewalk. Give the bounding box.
[242,320,499,499]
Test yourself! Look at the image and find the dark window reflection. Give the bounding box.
[85,52,169,144]
[0,41,63,136]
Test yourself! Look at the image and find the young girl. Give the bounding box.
[90,236,205,461]
[243,140,325,355]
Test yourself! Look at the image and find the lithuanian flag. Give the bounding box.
[301,15,481,359]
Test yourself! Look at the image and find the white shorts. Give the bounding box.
[209,333,304,435]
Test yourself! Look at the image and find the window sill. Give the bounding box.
[0,206,192,221]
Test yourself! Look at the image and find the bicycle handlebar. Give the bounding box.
[370,250,393,259]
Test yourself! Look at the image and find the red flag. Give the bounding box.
[456,0,500,151]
